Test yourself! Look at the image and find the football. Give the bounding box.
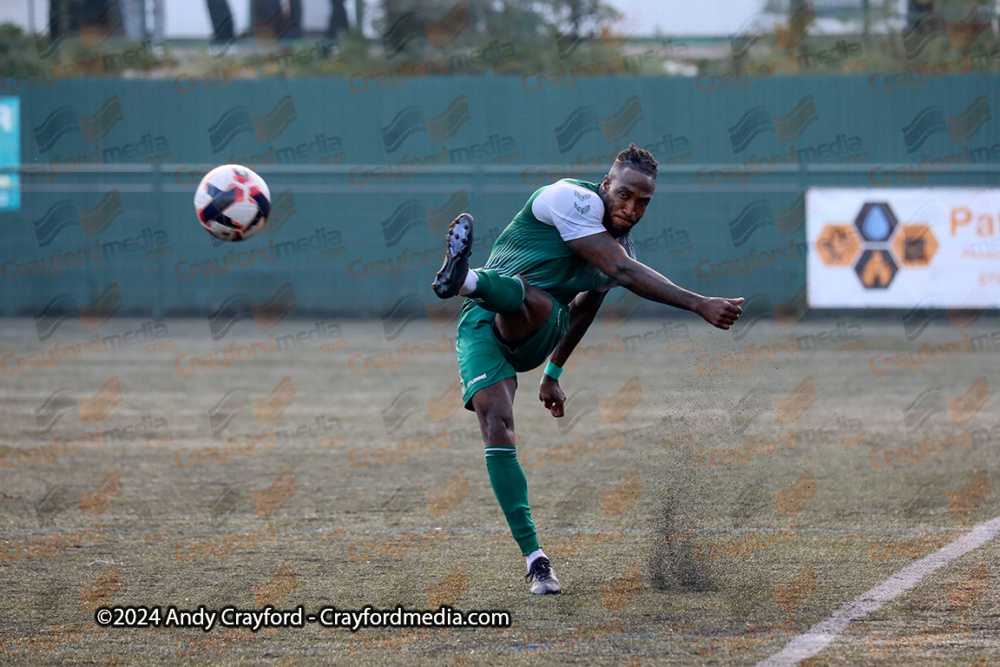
[193,164,271,242]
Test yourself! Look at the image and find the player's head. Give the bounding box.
[599,144,657,237]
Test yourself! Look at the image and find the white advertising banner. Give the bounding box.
[807,188,1000,307]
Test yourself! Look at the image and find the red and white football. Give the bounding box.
[193,164,271,242]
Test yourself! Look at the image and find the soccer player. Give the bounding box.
[431,145,743,594]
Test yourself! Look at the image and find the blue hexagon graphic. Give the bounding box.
[854,203,898,243]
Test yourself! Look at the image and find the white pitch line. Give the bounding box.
[758,514,1000,667]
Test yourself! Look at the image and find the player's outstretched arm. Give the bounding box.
[566,232,743,330]
[538,290,607,418]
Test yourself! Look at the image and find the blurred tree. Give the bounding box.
[545,0,619,37]
[376,0,618,42]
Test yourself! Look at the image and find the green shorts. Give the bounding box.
[456,294,569,411]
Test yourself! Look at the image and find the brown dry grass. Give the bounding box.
[1,315,998,665]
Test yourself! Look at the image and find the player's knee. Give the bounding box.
[484,409,513,434]
[479,409,515,447]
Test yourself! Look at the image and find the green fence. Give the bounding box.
[2,75,998,316]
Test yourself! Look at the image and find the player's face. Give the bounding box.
[599,166,655,237]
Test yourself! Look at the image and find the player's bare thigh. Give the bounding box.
[494,282,553,343]
[471,377,517,447]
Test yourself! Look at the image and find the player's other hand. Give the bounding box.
[698,297,743,330]
[539,376,566,418]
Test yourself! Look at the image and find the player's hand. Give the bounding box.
[697,297,744,330]
[539,375,566,418]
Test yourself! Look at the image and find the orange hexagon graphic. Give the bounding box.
[815,225,861,267]
[892,224,938,268]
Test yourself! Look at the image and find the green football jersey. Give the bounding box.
[482,179,636,305]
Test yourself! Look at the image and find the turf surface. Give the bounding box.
[1,314,997,665]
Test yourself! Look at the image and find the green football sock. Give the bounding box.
[485,447,539,556]
[467,269,525,313]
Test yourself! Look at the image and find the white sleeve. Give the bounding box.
[531,181,606,241]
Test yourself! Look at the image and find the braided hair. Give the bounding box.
[613,143,658,179]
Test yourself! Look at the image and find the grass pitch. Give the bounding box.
[1,313,998,665]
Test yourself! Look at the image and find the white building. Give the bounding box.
[1,0,923,40]
[2,0,355,39]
